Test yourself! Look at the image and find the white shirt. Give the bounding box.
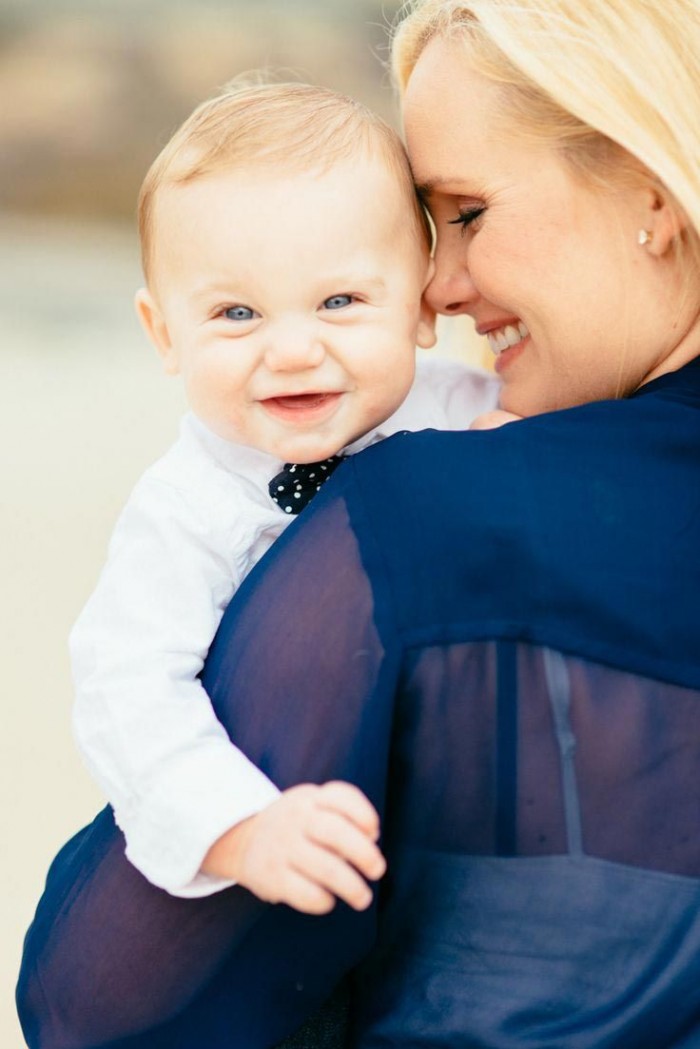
[71,355,500,896]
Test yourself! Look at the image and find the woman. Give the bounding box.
[17,1,700,1046]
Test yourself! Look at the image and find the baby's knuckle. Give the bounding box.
[307,891,335,915]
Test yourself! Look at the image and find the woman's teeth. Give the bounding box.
[487,322,529,355]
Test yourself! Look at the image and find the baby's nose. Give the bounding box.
[264,322,326,371]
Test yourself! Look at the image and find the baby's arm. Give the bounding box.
[72,467,385,909]
[386,352,502,434]
[469,409,522,429]
[71,473,282,898]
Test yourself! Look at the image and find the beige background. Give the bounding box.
[1,4,489,1046]
[2,216,186,1048]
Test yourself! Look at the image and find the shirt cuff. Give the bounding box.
[117,743,281,897]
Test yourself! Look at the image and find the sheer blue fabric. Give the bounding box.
[17,358,700,1048]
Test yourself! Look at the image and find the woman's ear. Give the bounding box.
[644,184,688,258]
[134,288,180,375]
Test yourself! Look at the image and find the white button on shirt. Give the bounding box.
[70,355,500,896]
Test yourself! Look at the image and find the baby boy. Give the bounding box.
[70,79,500,915]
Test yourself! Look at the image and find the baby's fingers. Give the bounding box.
[469,409,522,430]
[276,869,337,915]
[308,808,386,883]
[316,780,381,839]
[293,843,375,912]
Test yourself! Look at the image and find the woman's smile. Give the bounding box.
[484,321,529,357]
[484,318,528,373]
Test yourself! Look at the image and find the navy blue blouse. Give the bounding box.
[17,358,700,1049]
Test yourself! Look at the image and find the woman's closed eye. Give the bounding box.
[223,304,259,322]
[448,206,486,236]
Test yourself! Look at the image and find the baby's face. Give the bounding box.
[138,155,434,463]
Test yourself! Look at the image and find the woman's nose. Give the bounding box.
[263,324,326,372]
[424,240,479,317]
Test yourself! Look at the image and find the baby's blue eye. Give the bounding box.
[323,294,353,310]
[224,305,256,321]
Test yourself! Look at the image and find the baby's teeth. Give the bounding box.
[518,322,529,339]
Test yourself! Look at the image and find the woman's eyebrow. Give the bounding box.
[415,176,464,200]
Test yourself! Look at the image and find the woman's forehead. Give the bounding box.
[402,37,508,186]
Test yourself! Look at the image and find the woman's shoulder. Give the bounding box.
[352,376,698,509]
[348,398,602,526]
[342,384,700,684]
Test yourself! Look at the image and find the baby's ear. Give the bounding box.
[416,294,437,349]
[134,288,180,375]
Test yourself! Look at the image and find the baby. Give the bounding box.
[71,80,500,915]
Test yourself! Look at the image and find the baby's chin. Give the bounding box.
[266,423,371,465]
[269,438,350,465]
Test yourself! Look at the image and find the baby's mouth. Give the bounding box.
[260,391,343,421]
[267,393,337,410]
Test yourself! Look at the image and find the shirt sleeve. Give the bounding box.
[417,354,501,428]
[380,353,501,436]
[70,474,281,897]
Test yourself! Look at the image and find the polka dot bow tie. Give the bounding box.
[268,455,346,515]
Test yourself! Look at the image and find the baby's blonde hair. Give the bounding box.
[392,0,700,270]
[138,77,428,286]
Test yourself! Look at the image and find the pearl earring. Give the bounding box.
[637,229,653,246]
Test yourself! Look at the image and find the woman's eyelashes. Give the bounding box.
[448,205,486,236]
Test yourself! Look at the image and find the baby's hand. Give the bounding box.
[201,781,386,915]
[470,409,522,430]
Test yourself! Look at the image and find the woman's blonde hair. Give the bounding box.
[139,77,427,285]
[392,0,700,265]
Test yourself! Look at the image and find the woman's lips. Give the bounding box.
[494,337,528,374]
[483,321,530,374]
[260,392,343,422]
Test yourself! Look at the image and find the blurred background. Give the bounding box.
[1,3,488,1045]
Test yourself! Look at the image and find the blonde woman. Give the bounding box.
[18,2,700,1047]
